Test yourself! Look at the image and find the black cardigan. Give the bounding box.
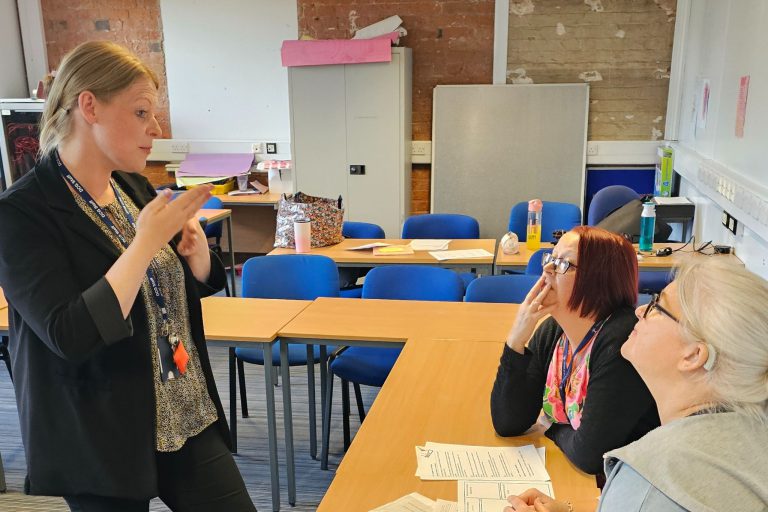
[0,156,230,498]
[490,308,660,475]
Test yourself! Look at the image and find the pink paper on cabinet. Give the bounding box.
[281,37,393,67]
[177,153,254,177]
[735,75,749,138]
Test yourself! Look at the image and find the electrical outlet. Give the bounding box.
[251,143,262,154]
[587,142,599,156]
[722,210,738,235]
[266,142,277,154]
[170,142,189,153]
[411,141,429,156]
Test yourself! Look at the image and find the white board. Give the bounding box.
[431,84,588,239]
[160,0,298,141]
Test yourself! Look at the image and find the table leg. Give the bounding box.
[226,217,237,297]
[263,343,281,512]
[0,449,6,493]
[306,345,317,459]
[228,348,237,453]
[281,339,297,506]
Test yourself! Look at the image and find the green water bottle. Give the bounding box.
[639,202,656,253]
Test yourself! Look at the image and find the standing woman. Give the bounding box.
[491,226,659,475]
[0,41,256,511]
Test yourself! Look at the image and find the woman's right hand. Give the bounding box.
[134,186,213,253]
[505,276,556,353]
[505,489,571,512]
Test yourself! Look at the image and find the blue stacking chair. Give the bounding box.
[320,265,465,469]
[509,201,581,242]
[526,248,554,275]
[402,213,480,288]
[587,186,670,293]
[587,185,639,226]
[339,221,386,298]
[199,196,230,296]
[402,213,479,239]
[234,254,339,459]
[465,274,540,304]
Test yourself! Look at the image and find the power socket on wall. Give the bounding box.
[722,210,738,235]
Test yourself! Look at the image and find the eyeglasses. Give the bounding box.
[642,293,679,323]
[542,252,578,275]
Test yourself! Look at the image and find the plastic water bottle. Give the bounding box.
[639,202,656,253]
[526,199,543,251]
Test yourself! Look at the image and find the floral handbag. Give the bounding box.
[274,192,345,248]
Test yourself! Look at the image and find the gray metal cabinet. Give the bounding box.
[288,48,412,238]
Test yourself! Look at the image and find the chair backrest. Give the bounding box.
[401,213,479,239]
[526,248,554,275]
[241,255,340,300]
[587,185,640,225]
[508,201,581,242]
[362,265,464,302]
[342,221,385,239]
[201,196,224,240]
[465,274,539,304]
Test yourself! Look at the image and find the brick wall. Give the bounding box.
[41,0,171,139]
[298,0,496,214]
[507,0,675,141]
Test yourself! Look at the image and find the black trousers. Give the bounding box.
[64,425,256,512]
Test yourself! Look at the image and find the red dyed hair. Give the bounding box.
[567,226,638,319]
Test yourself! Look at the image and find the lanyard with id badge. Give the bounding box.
[56,151,189,382]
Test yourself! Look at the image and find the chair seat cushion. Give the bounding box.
[235,344,336,366]
[339,286,363,298]
[459,272,476,290]
[329,346,402,387]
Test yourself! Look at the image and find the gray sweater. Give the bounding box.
[598,412,768,511]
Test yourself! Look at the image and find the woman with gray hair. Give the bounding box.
[505,256,768,511]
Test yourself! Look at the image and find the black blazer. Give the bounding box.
[0,156,230,499]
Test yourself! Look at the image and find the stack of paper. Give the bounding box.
[374,245,414,256]
[415,443,550,481]
[368,493,458,512]
[428,249,494,261]
[458,480,554,512]
[346,242,391,251]
[410,239,451,251]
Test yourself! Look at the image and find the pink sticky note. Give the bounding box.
[735,75,750,138]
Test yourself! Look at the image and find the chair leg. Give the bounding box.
[306,345,317,460]
[353,383,366,423]
[237,358,249,418]
[341,379,351,452]
[321,371,334,470]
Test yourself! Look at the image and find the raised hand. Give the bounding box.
[134,186,212,253]
[505,275,556,353]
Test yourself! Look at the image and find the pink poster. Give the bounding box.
[735,75,750,138]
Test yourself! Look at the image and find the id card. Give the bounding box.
[157,337,181,382]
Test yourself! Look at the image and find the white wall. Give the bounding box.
[668,0,768,278]
[160,0,298,142]
[0,0,28,97]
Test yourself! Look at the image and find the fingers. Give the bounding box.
[523,275,547,304]
[171,185,213,218]
[519,489,547,504]
[506,495,533,511]
[533,498,550,512]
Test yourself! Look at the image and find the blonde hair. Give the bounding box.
[675,257,768,422]
[39,41,158,157]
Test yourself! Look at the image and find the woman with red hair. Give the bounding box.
[491,226,659,475]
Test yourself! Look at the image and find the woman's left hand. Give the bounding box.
[177,218,211,283]
[504,489,571,512]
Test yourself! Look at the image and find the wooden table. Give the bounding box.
[201,297,311,512]
[269,238,498,275]
[495,241,744,274]
[198,208,236,295]
[278,298,520,503]
[318,338,599,511]
[213,193,281,255]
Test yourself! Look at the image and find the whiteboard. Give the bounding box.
[431,84,588,239]
[160,0,297,140]
[677,0,768,196]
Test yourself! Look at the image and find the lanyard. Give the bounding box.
[55,151,171,336]
[559,316,609,405]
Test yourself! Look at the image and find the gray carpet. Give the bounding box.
[0,275,381,511]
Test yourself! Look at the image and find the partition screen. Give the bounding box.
[432,84,589,239]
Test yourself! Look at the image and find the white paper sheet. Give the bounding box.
[428,249,494,261]
[369,492,436,512]
[457,480,555,512]
[434,499,459,512]
[410,239,451,251]
[653,196,692,205]
[415,443,550,481]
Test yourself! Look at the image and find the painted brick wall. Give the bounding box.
[298,0,496,214]
[507,0,675,141]
[41,0,171,139]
